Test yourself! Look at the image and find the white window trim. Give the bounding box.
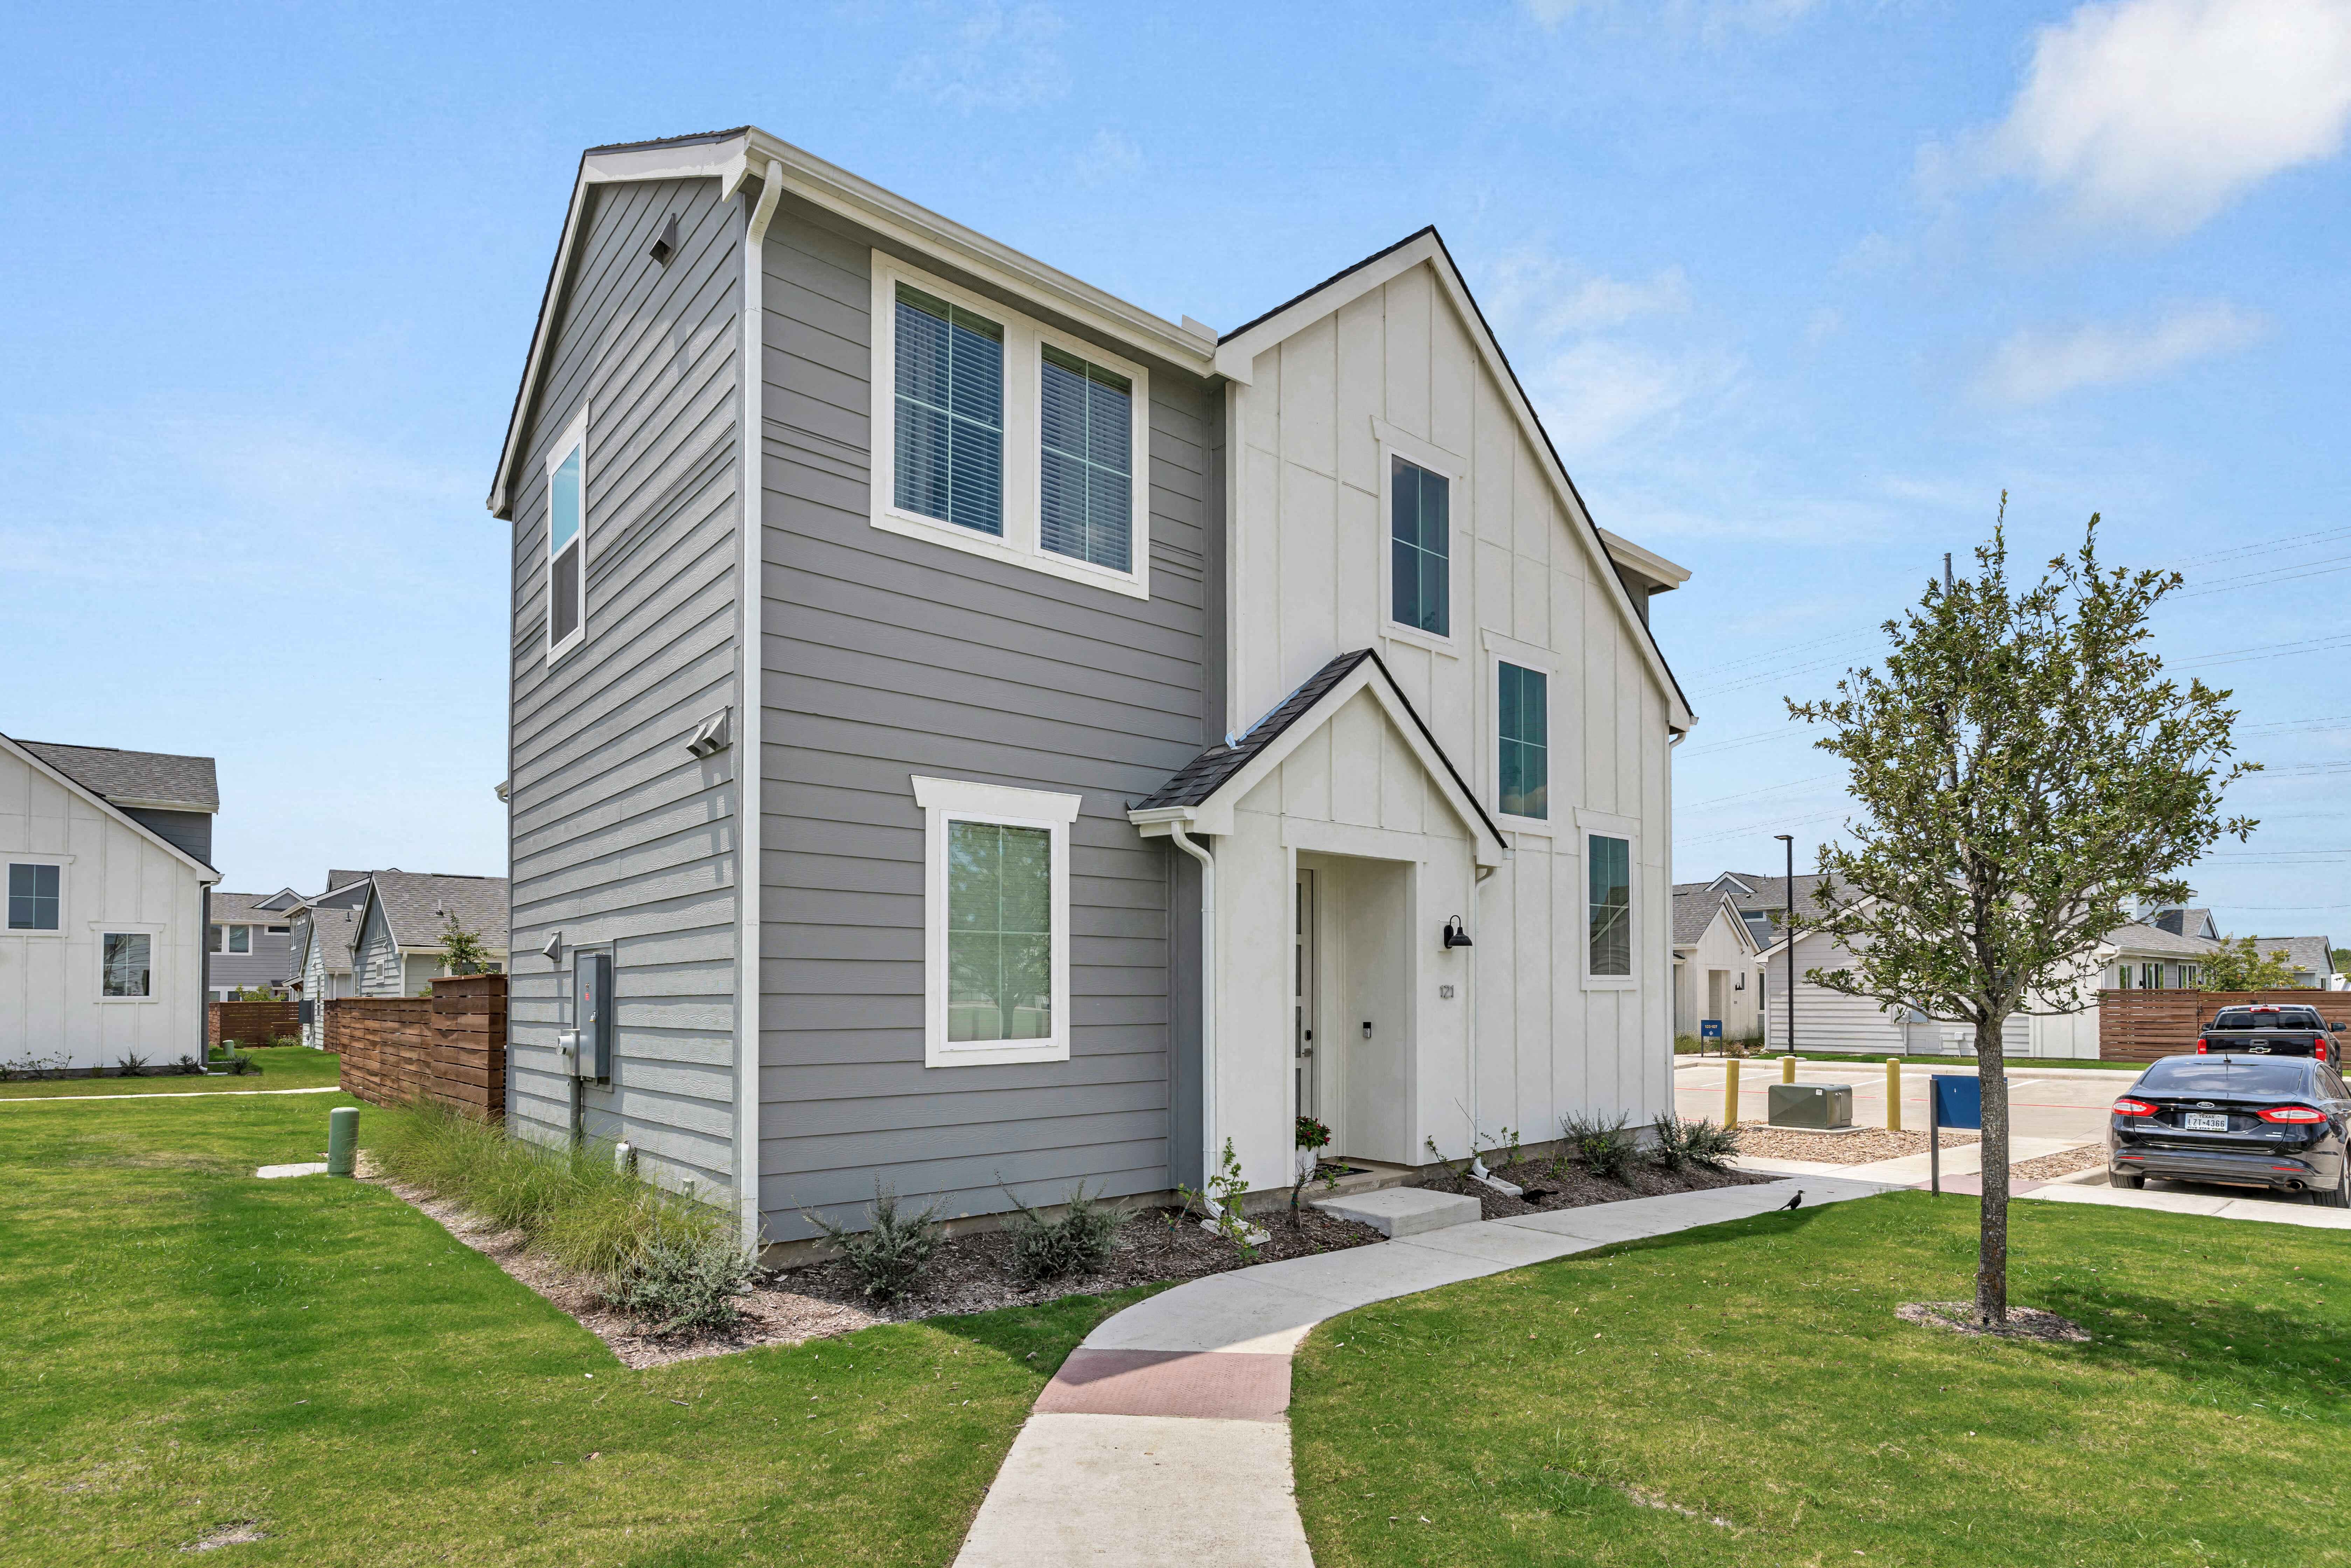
[914,774,1083,1068]
[96,925,163,1004]
[545,405,590,666]
[1577,818,1639,992]
[1373,419,1466,659]
[869,251,1152,601]
[1480,629,1557,837]
[5,856,68,938]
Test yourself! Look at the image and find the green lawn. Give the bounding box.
[0,1045,345,1099]
[0,1090,1142,1564]
[1293,1192,2351,1567]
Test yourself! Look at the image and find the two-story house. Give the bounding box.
[206,890,299,999]
[488,128,1694,1250]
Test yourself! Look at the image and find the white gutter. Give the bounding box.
[1167,824,1217,1189]
[735,161,783,1253]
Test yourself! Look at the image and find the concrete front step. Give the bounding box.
[1311,1185,1481,1236]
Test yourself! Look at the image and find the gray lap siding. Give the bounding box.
[755,200,1215,1240]
[505,174,744,1198]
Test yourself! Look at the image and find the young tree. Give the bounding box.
[2198,936,2301,991]
[439,913,492,976]
[1789,508,2254,1325]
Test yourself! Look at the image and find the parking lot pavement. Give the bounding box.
[1672,1056,2118,1149]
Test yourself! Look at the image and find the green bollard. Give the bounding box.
[327,1106,359,1177]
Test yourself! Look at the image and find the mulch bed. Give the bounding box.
[2012,1143,2105,1181]
[1732,1126,1979,1166]
[1897,1301,2091,1343]
[1418,1154,1774,1221]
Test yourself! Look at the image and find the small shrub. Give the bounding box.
[1650,1111,1687,1171]
[174,1055,203,1076]
[1563,1111,1634,1184]
[1001,1181,1125,1285]
[220,1052,258,1076]
[808,1183,942,1304]
[116,1051,148,1079]
[1678,1118,1741,1170]
[602,1227,757,1333]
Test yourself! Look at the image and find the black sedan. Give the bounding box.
[2109,1053,2351,1207]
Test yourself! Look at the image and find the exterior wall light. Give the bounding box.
[1443,915,1473,949]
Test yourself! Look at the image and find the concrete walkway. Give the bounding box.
[952,1173,1887,1568]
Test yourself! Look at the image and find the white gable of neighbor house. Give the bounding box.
[0,744,209,1069]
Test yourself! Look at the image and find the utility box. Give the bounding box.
[1768,1081,1853,1129]
[572,952,612,1081]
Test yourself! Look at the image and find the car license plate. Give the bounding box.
[2183,1113,2229,1131]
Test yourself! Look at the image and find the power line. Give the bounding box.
[1677,772,1844,812]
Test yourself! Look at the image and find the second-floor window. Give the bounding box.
[546,410,588,661]
[1498,662,1548,820]
[7,864,60,930]
[1039,346,1133,572]
[1390,456,1450,637]
[893,283,1005,537]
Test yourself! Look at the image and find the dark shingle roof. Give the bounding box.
[327,870,373,894]
[2244,935,2337,977]
[1135,651,1375,811]
[1673,890,1737,947]
[298,905,362,975]
[211,892,292,925]
[2106,922,2220,958]
[368,870,510,952]
[15,738,218,811]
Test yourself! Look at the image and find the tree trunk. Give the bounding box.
[1974,1015,2010,1325]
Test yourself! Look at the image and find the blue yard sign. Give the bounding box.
[1700,1019,1722,1040]
[1931,1074,1983,1130]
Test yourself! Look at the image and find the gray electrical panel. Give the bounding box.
[1767,1081,1853,1129]
[572,952,612,1081]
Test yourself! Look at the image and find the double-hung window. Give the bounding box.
[1389,456,1450,638]
[915,775,1081,1067]
[545,409,588,661]
[7,864,60,931]
[873,256,1150,599]
[102,932,152,998]
[1497,662,1548,821]
[1587,834,1632,979]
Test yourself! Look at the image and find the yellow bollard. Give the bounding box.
[1724,1058,1741,1128]
[1781,1054,1798,1085]
[1886,1058,1902,1132]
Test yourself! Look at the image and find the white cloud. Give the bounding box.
[1973,0,2351,237]
[1974,301,2267,404]
[1528,339,1742,451]
[893,2,1067,111]
[1483,250,1691,336]
[1073,127,1142,186]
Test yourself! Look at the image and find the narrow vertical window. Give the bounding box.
[946,820,1053,1042]
[8,864,60,930]
[102,932,152,998]
[1498,662,1548,820]
[894,284,1005,536]
[1039,345,1133,571]
[1588,835,1632,978]
[1390,456,1450,637]
[547,423,586,656]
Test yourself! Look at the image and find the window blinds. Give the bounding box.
[895,285,1005,536]
[1040,344,1133,571]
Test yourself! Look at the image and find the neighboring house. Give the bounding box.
[287,870,375,1047]
[1670,887,1760,1044]
[206,890,300,999]
[487,127,1694,1249]
[2099,906,2219,991]
[348,870,509,996]
[2239,934,2339,990]
[1,733,220,1070]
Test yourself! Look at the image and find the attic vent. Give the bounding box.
[686,707,733,759]
[649,212,680,266]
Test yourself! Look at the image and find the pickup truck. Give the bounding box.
[2196,1003,2345,1066]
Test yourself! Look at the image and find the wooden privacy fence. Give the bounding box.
[209,1000,299,1048]
[2098,988,2351,1062]
[331,975,506,1116]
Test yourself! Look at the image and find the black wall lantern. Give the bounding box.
[1442,915,1473,949]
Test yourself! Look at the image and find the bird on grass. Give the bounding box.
[1780,1190,1804,1211]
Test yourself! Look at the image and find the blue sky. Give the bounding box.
[5,0,2348,937]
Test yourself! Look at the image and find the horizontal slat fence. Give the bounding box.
[209,1000,299,1048]
[331,977,505,1116]
[2097,988,2351,1062]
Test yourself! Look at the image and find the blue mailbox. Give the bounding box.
[1930,1074,1982,1130]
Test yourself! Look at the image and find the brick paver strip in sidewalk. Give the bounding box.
[953,1174,1891,1568]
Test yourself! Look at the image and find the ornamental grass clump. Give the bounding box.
[369,1099,753,1332]
[1000,1181,1125,1285]
[807,1182,943,1304]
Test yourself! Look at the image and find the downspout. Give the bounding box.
[1168,823,1216,1186]
[734,161,783,1253]
[1469,859,1497,1144]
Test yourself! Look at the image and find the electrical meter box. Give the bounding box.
[1767,1081,1853,1129]
[572,952,612,1081]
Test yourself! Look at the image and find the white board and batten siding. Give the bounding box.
[1761,929,2082,1057]
[0,745,208,1069]
[752,198,1219,1242]
[505,174,746,1198]
[1226,259,1677,1168]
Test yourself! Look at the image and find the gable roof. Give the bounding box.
[1673,888,1754,950]
[1130,648,1510,866]
[2105,922,2221,959]
[2243,935,2337,977]
[0,732,219,879]
[1212,227,1694,733]
[356,870,511,953]
[293,904,362,978]
[327,870,372,893]
[211,892,295,926]
[15,738,217,812]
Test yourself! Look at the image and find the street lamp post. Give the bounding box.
[1773,834,1795,1057]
